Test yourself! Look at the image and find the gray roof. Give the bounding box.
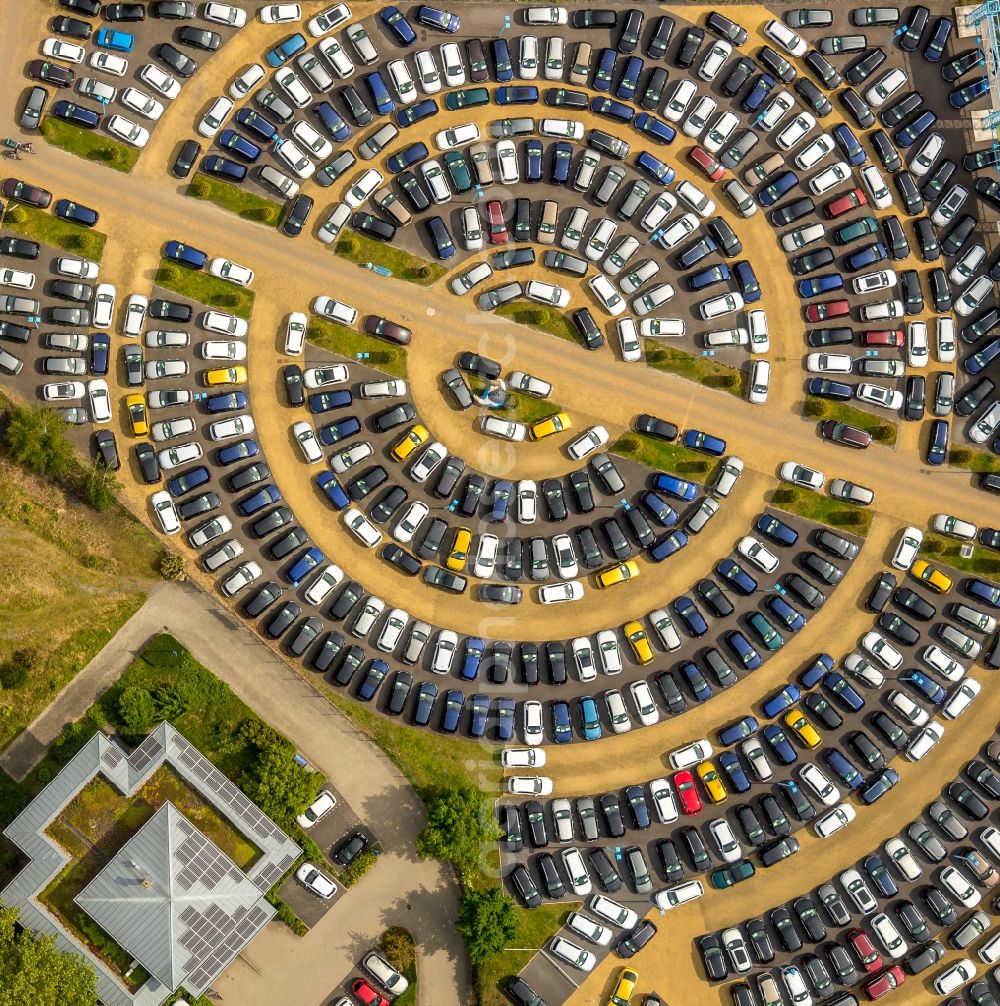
[1,723,300,1006]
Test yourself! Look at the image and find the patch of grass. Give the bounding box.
[803,395,898,446]
[644,340,743,397]
[466,375,562,425]
[920,532,1000,575]
[949,446,1000,474]
[767,485,874,534]
[307,317,407,379]
[40,116,140,174]
[154,258,255,319]
[335,232,446,286]
[186,174,282,226]
[496,303,578,343]
[611,431,713,479]
[1,203,106,259]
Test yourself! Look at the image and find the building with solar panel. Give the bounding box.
[0,722,301,1006]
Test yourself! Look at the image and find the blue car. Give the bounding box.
[648,529,689,562]
[578,695,602,740]
[235,108,277,142]
[615,55,644,101]
[967,579,1000,608]
[363,71,396,115]
[316,470,350,509]
[396,98,438,127]
[824,748,863,790]
[964,335,1000,374]
[799,653,835,689]
[318,416,362,446]
[756,512,799,546]
[758,170,798,207]
[216,439,258,466]
[217,129,261,162]
[490,480,512,522]
[496,85,538,105]
[653,473,697,501]
[734,261,761,302]
[727,630,762,671]
[642,492,678,527]
[688,263,731,290]
[950,75,989,109]
[895,110,937,146]
[798,273,844,297]
[201,154,246,182]
[238,484,281,516]
[266,32,306,67]
[490,38,513,82]
[832,123,867,166]
[95,28,134,52]
[54,199,99,226]
[845,241,888,271]
[742,73,777,113]
[716,558,757,595]
[460,638,484,680]
[205,391,247,413]
[761,685,801,719]
[718,715,759,746]
[90,333,110,376]
[763,724,798,764]
[592,47,617,91]
[902,671,946,705]
[415,4,459,32]
[807,376,854,400]
[924,17,953,62]
[468,694,489,738]
[286,546,324,587]
[682,429,726,455]
[679,660,713,702]
[380,5,416,45]
[496,697,515,742]
[387,141,428,173]
[309,390,353,414]
[633,112,676,144]
[525,139,542,181]
[591,95,634,122]
[636,150,675,184]
[719,750,751,793]
[550,141,572,184]
[440,689,464,733]
[859,767,900,805]
[822,671,864,712]
[167,466,210,498]
[313,101,351,142]
[551,700,573,743]
[926,418,949,466]
[52,100,102,129]
[426,216,455,259]
[357,659,388,702]
[164,240,207,269]
[674,596,708,637]
[767,596,806,631]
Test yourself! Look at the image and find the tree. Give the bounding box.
[456,888,517,963]
[0,905,98,1006]
[159,550,187,581]
[240,744,320,828]
[117,685,157,740]
[415,787,499,873]
[79,459,119,511]
[379,927,415,973]
[2,405,74,477]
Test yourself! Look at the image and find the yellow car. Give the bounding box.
[126,393,147,436]
[446,527,472,571]
[911,559,953,594]
[623,621,653,665]
[597,560,640,589]
[529,411,572,441]
[784,709,821,749]
[697,761,728,804]
[391,423,428,462]
[609,969,638,1006]
[205,365,247,386]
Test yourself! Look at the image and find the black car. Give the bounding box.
[59,0,100,14]
[588,846,622,892]
[895,171,923,215]
[570,471,595,515]
[149,298,192,322]
[505,977,545,1006]
[572,8,618,28]
[826,943,858,985]
[769,197,815,227]
[572,307,604,349]
[721,56,755,96]
[796,78,832,117]
[282,194,313,238]
[157,42,196,77]
[804,692,842,730]
[676,26,705,68]
[922,886,957,926]
[699,934,729,981]
[177,26,221,50]
[706,11,748,45]
[760,45,796,83]
[333,829,369,866]
[0,237,39,260]
[616,919,656,959]
[94,430,120,470]
[759,793,790,837]
[172,138,201,178]
[841,88,875,128]
[635,413,678,440]
[265,601,300,639]
[736,803,766,847]
[924,159,956,203]
[872,711,907,750]
[646,15,675,59]
[152,0,194,16]
[617,8,643,53]
[849,731,886,772]
[680,825,710,870]
[846,47,886,85]
[601,518,632,560]
[942,214,976,256]
[508,864,541,909]
[968,760,1000,799]
[899,4,929,51]
[52,15,92,39]
[893,586,935,620]
[881,91,922,128]
[746,918,774,963]
[457,351,501,379]
[770,906,802,952]
[105,2,146,20]
[793,897,827,942]
[492,247,535,269]
[28,59,75,86]
[948,780,989,820]
[760,836,800,867]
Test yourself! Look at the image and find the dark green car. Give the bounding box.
[710,860,756,889]
[748,611,785,651]
[444,86,488,111]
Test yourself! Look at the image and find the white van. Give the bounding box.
[654,880,704,911]
[617,319,641,361]
[699,292,745,320]
[668,740,713,770]
[906,722,944,761]
[705,328,748,347]
[853,269,897,294]
[859,299,903,322]
[748,360,771,404]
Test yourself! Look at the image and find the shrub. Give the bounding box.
[615,434,640,456]
[771,488,796,505]
[411,265,433,280]
[802,399,827,418]
[380,927,415,973]
[159,550,187,582]
[188,178,210,198]
[526,307,547,325]
[949,447,973,465]
[4,206,26,225]
[0,660,29,690]
[157,265,180,283]
[338,235,360,255]
[2,404,74,477]
[79,460,119,511]
[872,424,894,442]
[244,206,279,224]
[456,888,517,963]
[921,538,944,554]
[341,850,378,887]
[118,685,157,740]
[702,373,739,389]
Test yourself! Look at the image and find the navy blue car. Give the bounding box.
[309,390,353,414]
[55,199,99,226]
[426,215,455,259]
[591,95,634,121]
[380,5,416,45]
[387,141,428,173]
[550,141,572,184]
[363,71,395,115]
[636,150,675,184]
[653,473,696,501]
[525,138,542,181]
[357,659,388,701]
[682,429,726,455]
[798,653,834,688]
[217,129,261,162]
[316,470,350,509]
[822,671,864,712]
[90,333,110,375]
[396,98,438,128]
[633,112,676,144]
[496,697,515,741]
[318,416,362,446]
[679,660,713,701]
[490,480,512,522]
[742,73,777,113]
[313,101,351,142]
[440,689,464,733]
[758,170,798,207]
[167,465,210,497]
[824,748,864,789]
[234,107,277,142]
[201,154,246,181]
[286,546,324,587]
[551,700,573,743]
[927,418,948,465]
[761,685,801,719]
[688,263,731,290]
[615,55,644,101]
[807,377,854,401]
[716,557,757,595]
[719,751,751,793]
[216,439,259,466]
[798,273,844,297]
[902,670,946,705]
[642,492,678,526]
[52,100,101,129]
[727,630,762,671]
[755,512,799,545]
[895,110,937,146]
[648,529,689,561]
[845,241,888,270]
[674,595,708,636]
[763,724,797,764]
[205,391,247,413]
[415,4,459,32]
[767,596,806,631]
[163,240,207,269]
[592,47,617,92]
[460,637,484,680]
[734,260,761,302]
[490,39,514,82]
[238,484,281,516]
[832,123,867,165]
[496,85,538,105]
[719,715,759,746]
[967,578,1000,608]
[468,694,489,738]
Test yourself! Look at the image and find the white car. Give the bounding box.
[157,442,203,470]
[198,95,234,138]
[800,763,840,807]
[757,91,795,131]
[565,912,610,947]
[91,284,116,329]
[42,381,85,402]
[629,680,659,727]
[780,461,825,490]
[843,653,884,689]
[307,2,350,37]
[856,383,903,411]
[551,535,578,579]
[596,630,622,674]
[743,737,773,781]
[145,359,189,380]
[297,50,335,91]
[764,18,807,55]
[205,3,247,27]
[121,294,148,337]
[663,79,696,122]
[376,609,409,653]
[543,36,564,80]
[207,415,254,442]
[519,35,538,78]
[862,631,903,670]
[525,5,568,25]
[409,442,446,483]
[291,120,332,161]
[776,113,816,152]
[572,638,597,682]
[318,203,352,246]
[649,778,677,824]
[936,316,957,362]
[42,38,85,64]
[260,3,301,23]
[121,87,163,121]
[304,365,349,389]
[888,689,929,727]
[106,115,149,148]
[548,936,594,971]
[351,597,384,638]
[891,527,923,570]
[93,52,130,78]
[561,848,591,896]
[275,138,315,179]
[522,699,544,746]
[55,256,99,280]
[699,39,731,81]
[276,68,311,108]
[392,501,428,545]
[496,139,519,185]
[704,110,740,153]
[922,644,965,682]
[933,513,977,540]
[414,49,442,93]
[885,838,922,881]
[387,58,417,103]
[538,582,584,604]
[809,161,851,196]
[201,341,247,361]
[480,416,527,442]
[343,507,381,547]
[501,747,546,769]
[586,218,618,261]
[317,37,354,79]
[748,360,771,404]
[525,280,569,308]
[139,63,180,98]
[603,688,632,734]
[229,63,265,100]
[473,533,499,578]
[429,630,458,674]
[906,722,944,761]
[150,490,180,534]
[907,320,929,367]
[738,536,779,574]
[151,417,196,443]
[944,678,982,720]
[291,422,323,463]
[566,426,608,461]
[708,817,742,863]
[296,790,337,829]
[814,803,856,838]
[861,164,893,209]
[911,132,944,176]
[509,775,553,797]
[588,274,626,315]
[436,123,479,150]
[795,135,835,170]
[198,311,247,338]
[0,269,34,290]
[210,258,254,287]
[668,740,713,771]
[440,42,465,87]
[330,441,373,475]
[941,868,981,910]
[658,213,699,250]
[303,565,344,607]
[296,862,336,899]
[683,96,717,138]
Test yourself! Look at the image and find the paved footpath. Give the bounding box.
[0,580,468,1006]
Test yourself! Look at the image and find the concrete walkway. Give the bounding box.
[0,580,468,1006]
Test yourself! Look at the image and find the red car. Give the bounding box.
[805,299,850,322]
[673,770,703,815]
[860,329,904,347]
[688,146,725,181]
[862,965,904,1001]
[485,199,509,244]
[847,928,883,973]
[824,186,868,218]
[351,978,389,1006]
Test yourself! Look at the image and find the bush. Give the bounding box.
[872,424,894,442]
[2,404,74,477]
[615,434,640,456]
[215,292,241,308]
[244,205,279,224]
[802,399,827,418]
[79,460,119,511]
[526,307,547,325]
[341,849,378,887]
[117,685,157,740]
[380,927,415,973]
[159,550,187,582]
[922,538,944,554]
[771,488,796,505]
[157,265,180,283]
[949,447,973,465]
[702,373,739,389]
[4,206,26,225]
[0,660,29,690]
[456,888,517,963]
[188,178,210,198]
[338,235,360,255]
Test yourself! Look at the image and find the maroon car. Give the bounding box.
[486,199,509,244]
[2,178,52,208]
[362,315,412,345]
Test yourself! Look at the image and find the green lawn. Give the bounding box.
[644,341,743,397]
[612,431,714,479]
[496,303,578,343]
[40,116,140,174]
[920,532,1000,575]
[949,446,1000,474]
[186,174,282,226]
[804,395,898,447]
[1,203,106,259]
[767,485,875,535]
[467,376,562,425]
[334,231,447,286]
[307,317,408,379]
[154,258,255,319]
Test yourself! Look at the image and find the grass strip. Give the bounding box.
[186,173,282,227]
[1,203,106,259]
[644,340,743,397]
[804,396,898,446]
[612,430,715,479]
[496,303,579,343]
[335,231,447,286]
[40,116,139,174]
[767,485,875,534]
[949,445,1000,474]
[466,375,562,425]
[307,317,407,379]
[154,258,255,319]
[920,531,1000,575]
